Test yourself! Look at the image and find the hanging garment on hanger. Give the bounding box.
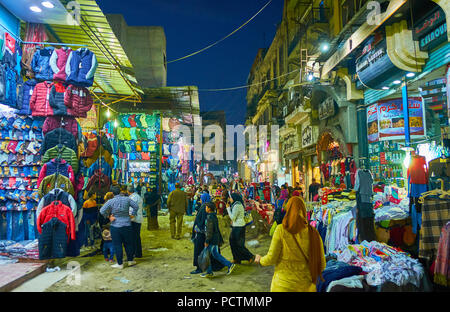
[36,188,77,218]
[29,81,56,116]
[42,116,79,138]
[408,155,429,185]
[49,82,68,115]
[49,47,72,81]
[65,48,97,87]
[3,65,17,108]
[64,85,93,117]
[42,145,79,173]
[38,173,75,198]
[31,46,55,81]
[17,79,37,115]
[41,128,78,156]
[37,158,75,188]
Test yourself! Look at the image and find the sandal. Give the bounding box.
[248,256,256,264]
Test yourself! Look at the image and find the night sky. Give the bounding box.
[97,0,284,125]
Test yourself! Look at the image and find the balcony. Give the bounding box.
[288,7,330,56]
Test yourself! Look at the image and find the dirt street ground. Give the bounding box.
[45,211,275,292]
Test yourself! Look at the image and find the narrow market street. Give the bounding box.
[0,0,449,299]
[43,213,274,292]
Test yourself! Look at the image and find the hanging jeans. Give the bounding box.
[229,226,254,262]
[110,225,134,265]
[206,245,232,274]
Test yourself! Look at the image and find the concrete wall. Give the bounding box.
[106,14,167,88]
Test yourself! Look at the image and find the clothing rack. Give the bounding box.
[0,22,88,48]
[22,41,88,47]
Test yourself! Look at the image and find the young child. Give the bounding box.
[201,202,235,278]
[102,224,115,263]
[82,191,98,248]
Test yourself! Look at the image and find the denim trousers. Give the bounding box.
[206,245,231,274]
[131,222,142,258]
[83,210,98,247]
[186,200,194,216]
[103,241,114,260]
[110,225,134,265]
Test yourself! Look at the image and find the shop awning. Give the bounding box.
[284,151,301,160]
[43,0,142,101]
[110,86,200,116]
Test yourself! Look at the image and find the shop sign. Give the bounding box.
[318,97,336,120]
[356,37,398,89]
[380,152,387,165]
[367,103,379,143]
[367,98,426,142]
[377,97,425,140]
[302,125,313,148]
[414,7,447,51]
[419,23,447,51]
[321,0,408,77]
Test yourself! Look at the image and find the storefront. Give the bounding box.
[312,86,358,190]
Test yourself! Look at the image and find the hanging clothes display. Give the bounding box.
[117,113,160,187]
[408,154,429,235]
[354,169,376,242]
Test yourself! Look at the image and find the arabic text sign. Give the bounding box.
[319,97,336,120]
[414,7,447,51]
[378,97,425,140]
[414,7,446,39]
[367,103,379,143]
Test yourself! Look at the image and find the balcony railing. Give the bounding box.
[282,98,298,119]
[288,7,330,56]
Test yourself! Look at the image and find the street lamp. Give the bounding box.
[320,42,330,52]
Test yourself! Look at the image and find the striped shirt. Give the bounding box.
[100,194,139,228]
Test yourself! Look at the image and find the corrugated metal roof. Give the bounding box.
[46,0,141,98]
[111,86,200,115]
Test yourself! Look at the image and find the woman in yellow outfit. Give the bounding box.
[255,196,326,292]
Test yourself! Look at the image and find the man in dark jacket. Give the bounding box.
[201,202,235,278]
[167,182,188,240]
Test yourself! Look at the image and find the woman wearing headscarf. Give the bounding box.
[254,196,326,292]
[190,200,225,274]
[226,192,255,264]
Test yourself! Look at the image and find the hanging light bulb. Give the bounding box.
[114,119,118,127]
[106,108,111,118]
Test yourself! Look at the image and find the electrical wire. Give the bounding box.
[166,0,273,64]
[198,68,300,92]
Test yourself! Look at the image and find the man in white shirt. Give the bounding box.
[128,185,144,258]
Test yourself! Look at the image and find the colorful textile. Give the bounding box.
[419,198,450,261]
[434,222,450,287]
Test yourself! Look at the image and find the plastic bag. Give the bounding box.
[198,247,211,272]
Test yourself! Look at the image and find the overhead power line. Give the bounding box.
[198,68,300,92]
[166,0,273,64]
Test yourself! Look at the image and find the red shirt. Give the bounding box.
[37,201,76,241]
[408,155,429,184]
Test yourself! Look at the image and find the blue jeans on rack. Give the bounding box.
[206,245,232,274]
